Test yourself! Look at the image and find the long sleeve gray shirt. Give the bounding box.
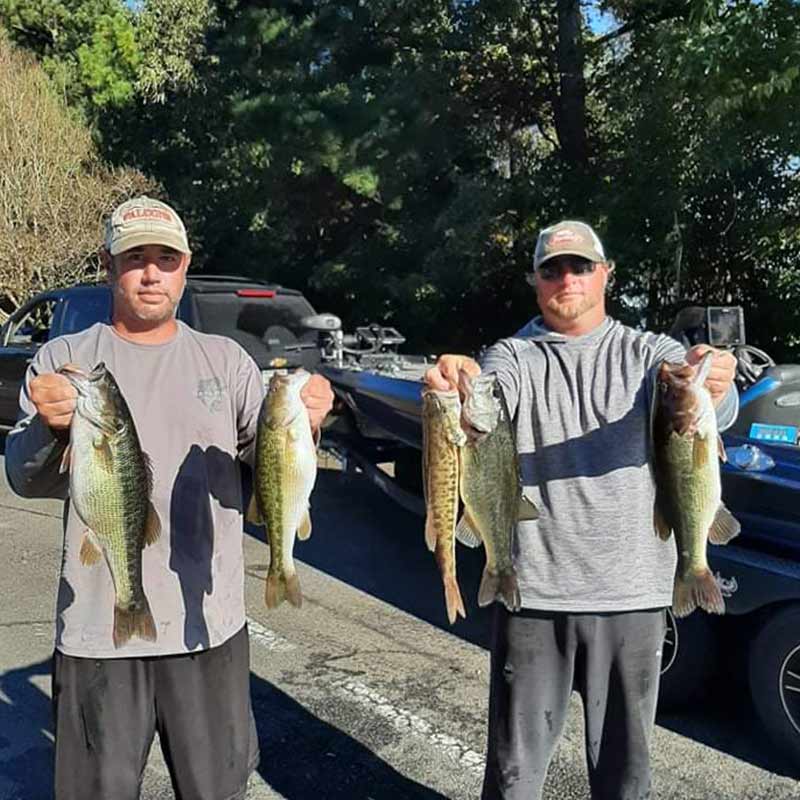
[481,316,738,612]
[4,321,265,658]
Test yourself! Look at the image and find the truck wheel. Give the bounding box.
[658,609,719,710]
[748,604,800,765]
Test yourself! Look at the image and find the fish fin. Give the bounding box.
[692,433,711,470]
[455,512,483,548]
[144,502,161,546]
[91,434,114,470]
[717,435,728,463]
[654,503,672,541]
[477,568,498,608]
[286,572,303,607]
[265,573,285,608]
[59,444,72,474]
[142,451,155,496]
[79,532,103,566]
[113,598,157,648]
[499,573,522,613]
[246,493,263,526]
[297,510,312,540]
[265,572,302,609]
[518,491,539,521]
[478,568,521,612]
[424,516,438,552]
[708,504,740,545]
[691,351,714,388]
[443,574,466,625]
[673,568,724,618]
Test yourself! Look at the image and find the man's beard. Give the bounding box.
[114,285,179,323]
[546,293,595,321]
[131,299,178,322]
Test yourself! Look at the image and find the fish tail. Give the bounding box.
[424,517,437,552]
[265,571,303,609]
[113,597,156,648]
[477,568,499,608]
[673,568,724,618]
[498,572,522,613]
[477,568,521,611]
[443,574,466,625]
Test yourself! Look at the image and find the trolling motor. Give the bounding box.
[300,314,407,368]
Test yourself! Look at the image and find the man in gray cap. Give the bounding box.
[425,220,738,799]
[5,196,334,799]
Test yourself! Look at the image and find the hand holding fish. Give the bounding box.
[29,369,78,431]
[299,374,334,433]
[686,345,737,407]
[424,355,481,393]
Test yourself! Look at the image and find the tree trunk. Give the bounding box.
[553,0,589,168]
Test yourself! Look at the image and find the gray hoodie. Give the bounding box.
[481,316,738,612]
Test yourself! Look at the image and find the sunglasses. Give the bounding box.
[532,260,599,283]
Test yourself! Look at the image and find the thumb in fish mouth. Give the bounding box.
[56,363,88,378]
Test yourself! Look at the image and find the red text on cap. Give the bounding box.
[122,208,173,223]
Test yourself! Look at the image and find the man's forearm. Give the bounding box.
[5,414,70,499]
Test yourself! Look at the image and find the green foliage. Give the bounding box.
[3,0,799,359]
[0,32,153,313]
[0,0,212,114]
[0,0,139,110]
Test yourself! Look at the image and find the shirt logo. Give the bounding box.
[197,378,227,412]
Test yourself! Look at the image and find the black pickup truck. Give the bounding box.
[0,275,322,428]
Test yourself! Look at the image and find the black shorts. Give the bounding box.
[52,624,259,800]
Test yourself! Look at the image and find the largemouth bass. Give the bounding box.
[652,353,740,617]
[59,363,160,648]
[457,371,538,612]
[248,370,317,609]
[422,389,467,624]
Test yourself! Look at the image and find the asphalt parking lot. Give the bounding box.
[1,449,798,799]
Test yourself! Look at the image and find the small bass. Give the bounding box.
[248,370,317,609]
[422,389,467,624]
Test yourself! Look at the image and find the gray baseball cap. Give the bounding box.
[533,220,605,269]
[104,196,191,256]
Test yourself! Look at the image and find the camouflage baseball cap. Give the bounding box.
[104,196,191,256]
[533,220,605,270]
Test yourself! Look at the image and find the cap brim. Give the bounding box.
[535,249,600,269]
[108,230,191,256]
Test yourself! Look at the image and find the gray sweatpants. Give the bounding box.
[481,607,666,800]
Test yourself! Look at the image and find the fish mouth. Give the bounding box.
[57,364,91,395]
[460,372,498,434]
[88,362,108,382]
[57,363,107,394]
[269,368,310,391]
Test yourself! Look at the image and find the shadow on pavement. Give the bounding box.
[246,467,494,650]
[0,658,54,800]
[261,467,800,782]
[0,658,447,799]
[251,673,449,799]
[658,700,800,781]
